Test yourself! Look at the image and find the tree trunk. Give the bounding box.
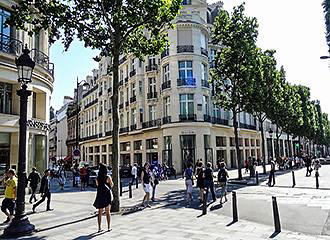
[233,110,242,179]
[276,125,280,158]
[259,117,266,174]
[111,41,120,212]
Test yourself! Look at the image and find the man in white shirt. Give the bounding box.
[131,163,138,186]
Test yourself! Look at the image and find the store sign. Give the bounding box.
[181,130,195,135]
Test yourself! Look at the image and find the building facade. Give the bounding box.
[0,1,54,174]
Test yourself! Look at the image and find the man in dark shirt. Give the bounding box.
[28,167,41,204]
[204,162,216,202]
[268,160,276,187]
[33,170,53,212]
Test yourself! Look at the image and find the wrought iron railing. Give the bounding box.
[0,33,23,56]
[177,45,194,53]
[161,81,171,90]
[145,65,158,72]
[31,48,54,76]
[177,78,196,87]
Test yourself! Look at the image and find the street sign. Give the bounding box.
[73,149,80,157]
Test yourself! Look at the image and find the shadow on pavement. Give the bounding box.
[71,230,109,240]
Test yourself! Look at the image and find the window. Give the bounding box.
[230,137,235,147]
[164,136,172,150]
[120,69,124,81]
[95,146,100,153]
[131,83,136,97]
[0,83,12,114]
[204,135,211,148]
[146,138,158,150]
[203,95,209,115]
[139,81,143,94]
[120,114,124,128]
[163,136,172,166]
[201,33,207,49]
[102,145,107,152]
[104,100,107,111]
[140,109,143,123]
[164,97,170,117]
[148,57,156,66]
[239,138,243,147]
[256,139,260,147]
[104,121,107,132]
[213,108,221,119]
[179,94,194,115]
[177,29,192,45]
[148,77,156,93]
[120,142,130,151]
[104,81,107,90]
[0,8,11,40]
[245,138,250,147]
[163,64,170,83]
[131,109,137,125]
[251,139,255,147]
[32,92,37,118]
[182,0,191,5]
[125,65,129,78]
[34,33,40,51]
[126,88,129,102]
[201,63,207,81]
[120,91,124,104]
[134,140,142,150]
[216,137,226,147]
[89,147,93,153]
[178,61,193,80]
[131,59,135,71]
[149,105,156,121]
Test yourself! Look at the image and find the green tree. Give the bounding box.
[245,48,279,173]
[7,0,182,211]
[211,4,258,179]
[323,0,330,52]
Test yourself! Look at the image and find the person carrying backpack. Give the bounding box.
[217,162,229,204]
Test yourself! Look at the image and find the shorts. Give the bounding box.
[219,182,227,196]
[1,198,15,215]
[143,183,151,193]
[185,179,193,194]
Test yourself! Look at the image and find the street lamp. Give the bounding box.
[4,45,35,236]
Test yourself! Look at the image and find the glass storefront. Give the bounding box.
[180,135,195,171]
[0,133,10,175]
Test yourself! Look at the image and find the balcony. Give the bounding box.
[212,117,229,126]
[83,85,98,98]
[130,95,137,103]
[119,56,127,65]
[129,69,136,78]
[142,119,162,129]
[161,49,169,58]
[201,80,210,88]
[124,76,129,84]
[179,114,196,121]
[108,87,112,93]
[99,111,103,117]
[147,92,158,99]
[119,80,123,86]
[177,78,196,87]
[0,33,23,56]
[106,130,112,136]
[162,116,171,124]
[84,99,98,109]
[98,91,103,96]
[177,45,194,53]
[161,81,171,90]
[239,123,257,130]
[204,114,211,122]
[201,47,208,57]
[119,103,124,109]
[119,127,129,134]
[82,134,98,141]
[145,65,158,72]
[98,133,103,138]
[125,101,129,107]
[130,124,137,131]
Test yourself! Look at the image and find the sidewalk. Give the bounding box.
[0,176,329,239]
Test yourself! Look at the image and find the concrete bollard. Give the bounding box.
[202,188,208,215]
[292,171,296,188]
[232,191,238,222]
[272,196,281,233]
[120,179,122,197]
[129,183,132,198]
[255,171,259,185]
[316,172,319,189]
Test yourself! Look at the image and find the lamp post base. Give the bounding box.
[3,215,35,238]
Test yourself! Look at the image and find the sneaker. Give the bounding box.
[146,204,151,208]
[46,208,54,211]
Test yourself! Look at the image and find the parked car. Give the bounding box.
[89,166,112,187]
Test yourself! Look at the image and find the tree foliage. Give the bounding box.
[7,0,182,211]
[323,0,330,52]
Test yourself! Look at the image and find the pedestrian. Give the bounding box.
[28,167,41,203]
[93,163,113,232]
[313,159,321,176]
[268,160,276,187]
[131,163,138,186]
[184,162,193,204]
[196,161,204,204]
[244,159,249,174]
[218,162,229,205]
[204,162,216,202]
[33,170,53,212]
[151,164,160,202]
[305,157,312,177]
[80,165,87,191]
[141,163,152,207]
[1,169,17,224]
[86,166,91,187]
[58,165,66,191]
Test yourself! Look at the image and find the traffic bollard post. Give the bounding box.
[232,191,238,222]
[136,178,138,189]
[202,188,208,215]
[316,172,319,189]
[272,196,281,233]
[129,183,132,198]
[256,171,259,185]
[292,171,296,188]
[120,179,123,197]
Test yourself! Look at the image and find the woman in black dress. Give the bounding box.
[196,161,204,204]
[93,163,113,232]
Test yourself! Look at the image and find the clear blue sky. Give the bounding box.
[50,0,330,115]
